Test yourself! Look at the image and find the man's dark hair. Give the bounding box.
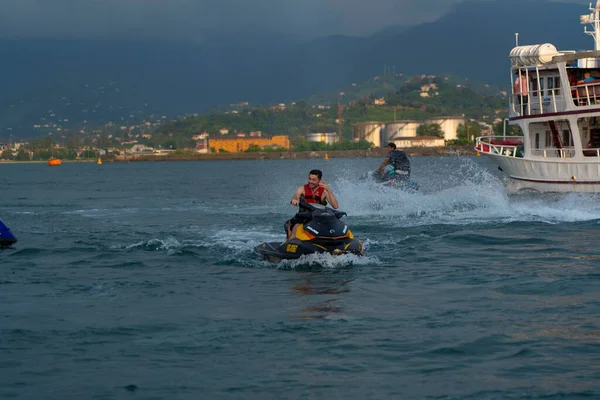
[387,142,397,150]
[309,169,322,179]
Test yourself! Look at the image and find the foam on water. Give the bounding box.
[120,237,184,253]
[64,208,141,218]
[276,252,380,270]
[112,226,380,269]
[210,229,380,268]
[330,157,600,226]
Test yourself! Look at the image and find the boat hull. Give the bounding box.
[489,153,600,193]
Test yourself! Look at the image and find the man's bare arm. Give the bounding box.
[290,186,304,205]
[320,181,339,209]
[377,158,389,173]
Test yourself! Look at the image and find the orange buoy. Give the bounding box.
[48,157,62,166]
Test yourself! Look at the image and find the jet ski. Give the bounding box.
[370,167,419,191]
[0,218,17,248]
[255,200,364,262]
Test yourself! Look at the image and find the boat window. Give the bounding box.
[532,120,574,158]
[547,77,560,96]
[531,79,538,97]
[539,78,545,97]
[545,130,551,147]
[591,128,600,147]
[582,117,600,156]
[562,130,572,146]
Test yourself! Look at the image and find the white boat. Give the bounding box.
[475,1,600,193]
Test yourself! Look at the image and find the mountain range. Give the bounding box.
[0,0,594,138]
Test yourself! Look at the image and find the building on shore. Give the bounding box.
[128,144,154,154]
[391,136,445,148]
[209,135,289,153]
[128,144,178,155]
[195,133,209,154]
[353,117,466,147]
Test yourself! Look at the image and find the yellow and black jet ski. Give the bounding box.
[255,201,364,262]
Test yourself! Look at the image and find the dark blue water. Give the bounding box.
[1,157,600,399]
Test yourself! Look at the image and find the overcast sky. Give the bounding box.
[0,0,591,40]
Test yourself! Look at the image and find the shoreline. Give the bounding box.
[0,159,99,164]
[0,146,476,164]
[110,146,475,162]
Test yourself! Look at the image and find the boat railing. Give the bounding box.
[510,87,566,117]
[530,147,576,158]
[583,147,600,157]
[509,82,600,117]
[475,136,578,159]
[571,81,600,106]
[475,136,523,158]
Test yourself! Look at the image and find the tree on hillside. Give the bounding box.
[28,136,53,150]
[96,134,111,149]
[492,120,522,136]
[417,123,444,138]
[331,139,373,151]
[456,121,481,143]
[293,101,309,119]
[15,149,30,161]
[164,135,196,149]
[64,135,82,149]
[292,138,372,151]
[1,149,14,160]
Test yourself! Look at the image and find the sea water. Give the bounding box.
[1,156,599,399]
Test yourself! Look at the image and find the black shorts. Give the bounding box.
[284,216,309,232]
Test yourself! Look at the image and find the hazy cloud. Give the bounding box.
[0,0,591,40]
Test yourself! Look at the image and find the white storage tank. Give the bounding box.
[424,117,465,141]
[352,122,385,147]
[385,121,422,140]
[306,132,338,145]
[509,43,559,66]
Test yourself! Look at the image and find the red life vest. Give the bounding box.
[303,184,325,204]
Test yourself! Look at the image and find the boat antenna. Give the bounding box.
[515,32,519,47]
[581,1,600,50]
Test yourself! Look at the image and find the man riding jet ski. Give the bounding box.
[0,218,17,248]
[373,142,419,190]
[254,200,364,262]
[371,165,420,191]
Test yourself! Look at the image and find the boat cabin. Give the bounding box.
[522,117,600,159]
[475,1,600,193]
[510,57,600,117]
[475,2,600,162]
[506,44,600,160]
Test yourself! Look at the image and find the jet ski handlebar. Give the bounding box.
[334,211,347,219]
[297,199,317,211]
[295,211,313,220]
[295,200,347,220]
